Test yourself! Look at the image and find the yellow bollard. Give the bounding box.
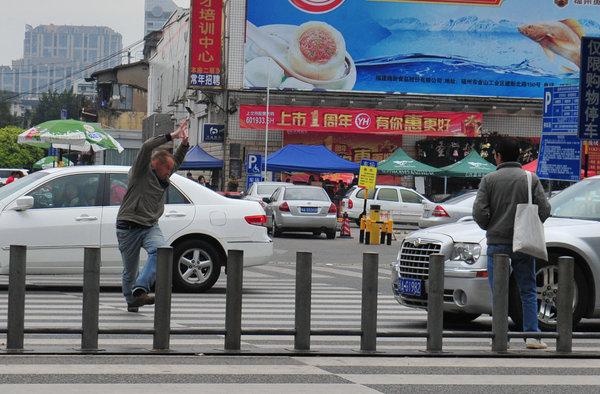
[369,205,380,245]
[380,220,387,244]
[365,218,371,244]
[359,216,366,243]
[386,219,393,245]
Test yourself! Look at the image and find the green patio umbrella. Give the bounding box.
[377,148,440,176]
[18,119,124,153]
[33,156,74,169]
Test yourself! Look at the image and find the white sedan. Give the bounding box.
[0,166,273,292]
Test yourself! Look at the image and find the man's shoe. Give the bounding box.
[129,293,155,308]
[127,303,139,313]
[525,338,548,349]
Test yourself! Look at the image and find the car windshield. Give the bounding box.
[0,171,49,200]
[284,188,329,201]
[550,178,600,220]
[257,184,284,195]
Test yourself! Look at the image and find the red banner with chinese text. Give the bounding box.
[189,0,223,89]
[381,0,503,4]
[240,105,482,137]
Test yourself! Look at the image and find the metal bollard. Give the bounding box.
[557,256,574,353]
[225,250,244,351]
[491,254,510,352]
[81,247,101,351]
[427,253,444,352]
[7,245,26,351]
[153,247,173,351]
[360,252,378,351]
[295,251,312,351]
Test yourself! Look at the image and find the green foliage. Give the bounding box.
[0,127,45,169]
[0,91,16,128]
[31,88,83,125]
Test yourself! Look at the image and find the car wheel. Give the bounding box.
[508,253,588,331]
[443,312,480,325]
[172,239,222,292]
[326,228,336,239]
[272,216,282,237]
[355,213,364,226]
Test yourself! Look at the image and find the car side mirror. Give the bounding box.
[14,196,34,211]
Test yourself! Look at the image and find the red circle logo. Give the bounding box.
[289,0,346,14]
[354,113,371,130]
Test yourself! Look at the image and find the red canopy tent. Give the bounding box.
[522,159,596,179]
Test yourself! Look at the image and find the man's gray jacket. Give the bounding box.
[473,162,551,245]
[117,134,189,227]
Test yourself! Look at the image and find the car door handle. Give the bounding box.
[75,215,98,221]
[165,211,186,217]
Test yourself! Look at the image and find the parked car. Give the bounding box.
[264,184,338,238]
[242,181,288,208]
[341,184,432,226]
[418,190,477,228]
[0,168,29,186]
[0,166,273,292]
[391,175,600,330]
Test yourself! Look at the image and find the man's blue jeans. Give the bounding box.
[487,244,540,332]
[116,225,166,303]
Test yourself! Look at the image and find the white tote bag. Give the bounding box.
[513,171,548,261]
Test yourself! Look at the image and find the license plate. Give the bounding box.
[423,209,431,218]
[300,207,318,213]
[398,276,422,296]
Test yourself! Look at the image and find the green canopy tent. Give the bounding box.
[377,147,441,176]
[438,150,496,193]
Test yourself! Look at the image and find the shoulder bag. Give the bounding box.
[513,171,548,261]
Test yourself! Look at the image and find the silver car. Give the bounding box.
[418,191,477,228]
[264,185,338,238]
[242,181,288,208]
[392,175,600,330]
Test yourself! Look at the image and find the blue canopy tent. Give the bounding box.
[266,145,360,173]
[180,145,223,169]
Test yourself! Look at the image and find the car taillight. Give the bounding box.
[432,206,449,217]
[348,199,353,209]
[328,203,337,213]
[245,215,267,225]
[279,202,290,212]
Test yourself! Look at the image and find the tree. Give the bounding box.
[0,126,45,169]
[31,88,83,125]
[0,91,16,128]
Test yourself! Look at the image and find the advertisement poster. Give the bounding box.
[245,0,600,98]
[240,105,482,136]
[189,0,223,88]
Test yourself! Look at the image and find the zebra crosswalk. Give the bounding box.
[1,355,600,393]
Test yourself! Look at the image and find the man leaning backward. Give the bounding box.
[472,138,551,349]
[116,121,189,312]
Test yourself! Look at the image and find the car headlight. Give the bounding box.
[451,242,481,265]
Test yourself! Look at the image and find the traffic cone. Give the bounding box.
[340,213,352,237]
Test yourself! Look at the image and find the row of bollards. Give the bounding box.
[4,245,576,354]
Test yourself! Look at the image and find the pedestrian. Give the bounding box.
[116,121,190,312]
[186,171,196,181]
[472,138,551,349]
[5,170,24,185]
[198,175,206,185]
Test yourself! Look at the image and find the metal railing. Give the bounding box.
[1,245,581,354]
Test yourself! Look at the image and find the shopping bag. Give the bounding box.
[513,171,548,261]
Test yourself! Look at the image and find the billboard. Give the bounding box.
[245,0,600,98]
[240,104,482,137]
[189,0,223,89]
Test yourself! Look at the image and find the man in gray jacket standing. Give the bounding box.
[473,138,551,349]
[116,122,189,312]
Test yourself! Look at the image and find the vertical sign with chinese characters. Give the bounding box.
[189,0,223,89]
[579,36,600,141]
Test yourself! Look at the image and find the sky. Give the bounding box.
[0,0,190,66]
